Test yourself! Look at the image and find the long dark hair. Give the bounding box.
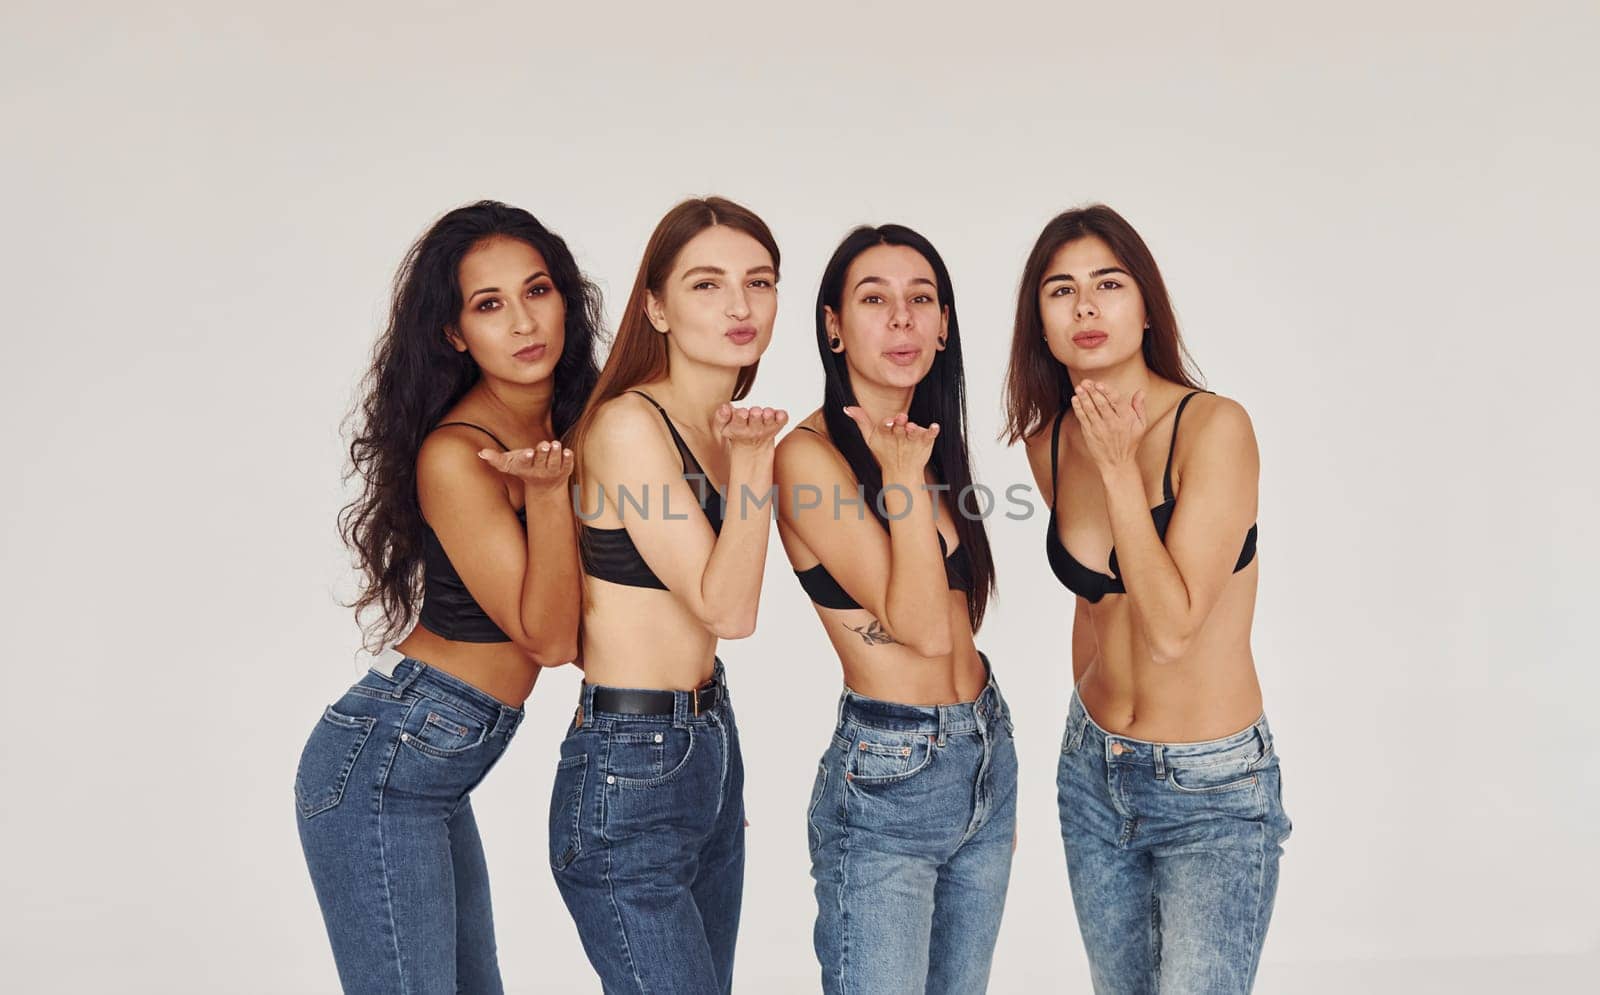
[815,224,995,631]
[1002,204,1202,444]
[573,196,778,456]
[339,200,604,650]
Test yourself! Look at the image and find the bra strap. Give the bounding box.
[1161,391,1210,502]
[626,390,702,476]
[434,421,511,451]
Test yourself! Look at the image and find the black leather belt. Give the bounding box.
[589,677,723,717]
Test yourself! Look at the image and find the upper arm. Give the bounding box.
[1023,428,1054,510]
[415,431,545,642]
[584,396,720,607]
[1163,396,1260,618]
[773,430,897,619]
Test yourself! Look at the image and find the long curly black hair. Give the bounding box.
[338,200,604,651]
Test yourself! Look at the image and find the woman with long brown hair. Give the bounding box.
[294,200,600,994]
[547,196,785,993]
[1004,205,1291,994]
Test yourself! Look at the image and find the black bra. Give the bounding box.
[417,422,526,643]
[1045,391,1257,604]
[789,425,973,610]
[580,390,724,590]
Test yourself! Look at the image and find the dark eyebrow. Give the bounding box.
[467,271,549,300]
[851,275,936,291]
[1042,266,1130,287]
[682,266,727,280]
[745,265,777,277]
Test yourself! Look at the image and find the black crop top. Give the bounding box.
[416,422,525,643]
[1045,390,1257,604]
[580,390,724,590]
[788,425,973,610]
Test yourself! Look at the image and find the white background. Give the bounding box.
[3,1,1596,991]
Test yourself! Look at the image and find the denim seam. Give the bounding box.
[551,755,587,870]
[374,720,409,993]
[836,762,853,995]
[597,746,644,992]
[806,764,828,858]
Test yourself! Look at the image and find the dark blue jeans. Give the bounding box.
[807,666,1018,995]
[294,658,523,995]
[549,660,746,994]
[1058,688,1292,995]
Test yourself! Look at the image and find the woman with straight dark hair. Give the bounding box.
[294,200,601,994]
[1004,204,1290,994]
[548,196,785,994]
[775,224,1015,994]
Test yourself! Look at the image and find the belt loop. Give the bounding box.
[389,658,424,699]
[1153,744,1166,780]
[1255,719,1273,756]
[492,706,520,739]
[936,706,948,748]
[835,688,848,730]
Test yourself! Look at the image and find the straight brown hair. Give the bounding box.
[1001,204,1201,444]
[574,196,779,452]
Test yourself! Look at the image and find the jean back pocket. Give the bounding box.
[295,706,376,819]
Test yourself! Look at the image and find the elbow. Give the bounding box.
[893,615,952,658]
[515,626,579,667]
[528,644,579,668]
[1147,629,1195,667]
[708,611,758,640]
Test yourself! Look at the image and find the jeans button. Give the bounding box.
[1110,742,1126,756]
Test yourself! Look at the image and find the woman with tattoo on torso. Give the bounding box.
[775,224,1015,995]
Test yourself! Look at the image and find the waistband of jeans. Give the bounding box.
[578,657,729,725]
[367,657,524,738]
[836,658,1004,736]
[1068,686,1271,763]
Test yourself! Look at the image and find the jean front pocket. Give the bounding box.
[1166,745,1272,795]
[845,730,934,785]
[604,724,696,788]
[399,698,490,759]
[295,705,376,819]
[548,752,588,871]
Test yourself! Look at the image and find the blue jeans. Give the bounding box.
[1058,689,1292,995]
[548,660,746,994]
[808,666,1018,995]
[294,658,523,995]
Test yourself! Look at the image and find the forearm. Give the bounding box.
[518,484,581,665]
[698,448,775,636]
[1100,464,1195,663]
[881,474,951,655]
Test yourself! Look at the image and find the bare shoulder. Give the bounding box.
[775,411,839,474]
[1184,392,1255,440]
[584,391,671,462]
[1177,392,1258,470]
[415,426,506,511]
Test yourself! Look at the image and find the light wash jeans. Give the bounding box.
[294,657,522,994]
[808,663,1018,994]
[1058,688,1291,995]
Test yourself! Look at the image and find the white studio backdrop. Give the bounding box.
[2,1,1596,991]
